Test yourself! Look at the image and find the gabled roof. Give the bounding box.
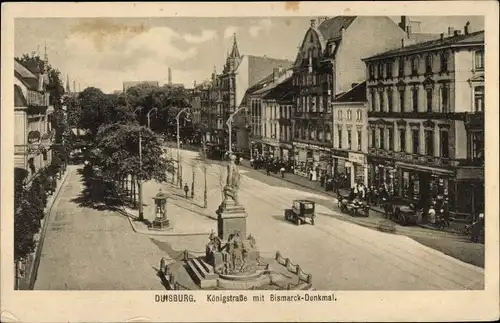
[14,60,37,79]
[364,30,484,61]
[334,81,366,103]
[317,16,357,40]
[263,77,294,102]
[14,85,27,107]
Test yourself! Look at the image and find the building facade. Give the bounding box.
[216,34,293,152]
[363,26,484,220]
[331,82,369,188]
[14,59,53,184]
[249,68,294,159]
[292,16,406,178]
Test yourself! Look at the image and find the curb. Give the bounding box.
[27,166,72,290]
[118,208,212,237]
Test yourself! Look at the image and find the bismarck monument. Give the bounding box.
[158,155,314,290]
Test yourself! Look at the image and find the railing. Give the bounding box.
[275,251,312,285]
[26,90,48,107]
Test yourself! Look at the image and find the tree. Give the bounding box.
[94,123,173,185]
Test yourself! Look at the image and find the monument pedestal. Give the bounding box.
[150,218,170,231]
[216,202,248,241]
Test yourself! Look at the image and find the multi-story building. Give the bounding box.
[292,16,406,177]
[363,25,484,220]
[14,58,53,184]
[331,82,369,188]
[217,33,292,151]
[248,68,294,159]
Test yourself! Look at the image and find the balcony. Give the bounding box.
[368,148,453,168]
[465,112,484,129]
[26,90,48,107]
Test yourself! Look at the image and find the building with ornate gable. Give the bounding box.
[291,16,406,177]
[363,23,484,221]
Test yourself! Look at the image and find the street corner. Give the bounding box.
[123,202,215,237]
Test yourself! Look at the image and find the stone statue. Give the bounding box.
[222,154,241,206]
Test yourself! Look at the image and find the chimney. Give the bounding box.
[448,27,454,35]
[453,30,461,36]
[440,33,444,40]
[399,16,408,32]
[401,38,406,48]
[310,19,316,28]
[351,83,359,89]
[464,21,470,35]
[406,25,412,38]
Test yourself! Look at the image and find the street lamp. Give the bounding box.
[176,107,191,188]
[133,107,144,221]
[226,106,248,155]
[147,107,158,129]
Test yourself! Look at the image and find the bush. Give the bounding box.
[14,199,41,261]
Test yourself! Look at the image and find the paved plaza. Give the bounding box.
[34,149,484,290]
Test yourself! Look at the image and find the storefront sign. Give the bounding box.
[331,149,348,159]
[293,142,330,152]
[27,131,41,144]
[456,167,484,180]
[348,152,365,165]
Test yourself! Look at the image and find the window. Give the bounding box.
[356,109,362,121]
[357,130,362,151]
[441,86,449,113]
[319,96,324,112]
[425,54,433,74]
[440,131,449,158]
[411,57,418,75]
[378,64,384,79]
[338,128,343,149]
[399,128,406,152]
[412,88,419,112]
[412,129,420,154]
[371,90,376,112]
[398,58,405,77]
[347,110,352,120]
[371,129,376,148]
[347,130,352,150]
[399,88,405,112]
[388,128,394,151]
[469,131,484,160]
[379,91,384,112]
[440,52,448,72]
[425,130,434,156]
[338,110,343,120]
[387,89,393,112]
[474,86,484,112]
[311,96,316,112]
[426,88,433,112]
[379,128,385,150]
[475,50,484,70]
[369,64,375,80]
[386,62,393,78]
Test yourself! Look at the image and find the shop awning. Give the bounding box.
[396,161,454,175]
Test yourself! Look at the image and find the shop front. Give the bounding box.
[347,152,368,187]
[279,143,293,162]
[293,142,332,179]
[395,161,454,210]
[451,166,484,221]
[367,156,396,192]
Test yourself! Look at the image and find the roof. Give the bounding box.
[334,81,366,103]
[14,85,27,107]
[263,77,294,102]
[410,33,442,43]
[364,30,484,61]
[317,16,357,40]
[252,69,292,96]
[14,60,37,79]
[246,55,294,88]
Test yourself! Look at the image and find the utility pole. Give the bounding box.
[134,107,144,221]
[191,163,195,199]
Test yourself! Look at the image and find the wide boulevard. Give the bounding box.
[34,149,484,290]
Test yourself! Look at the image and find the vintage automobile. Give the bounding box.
[338,194,370,217]
[285,200,315,225]
[384,200,420,226]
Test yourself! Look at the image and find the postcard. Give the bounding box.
[1,1,498,322]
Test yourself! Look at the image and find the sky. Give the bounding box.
[14,16,484,93]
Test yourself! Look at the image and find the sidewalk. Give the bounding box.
[239,159,466,238]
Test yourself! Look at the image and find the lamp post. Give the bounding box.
[226,106,248,155]
[176,107,191,188]
[147,107,158,129]
[133,107,144,221]
[191,162,196,199]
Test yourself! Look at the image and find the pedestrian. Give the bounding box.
[280,166,285,178]
[183,183,189,198]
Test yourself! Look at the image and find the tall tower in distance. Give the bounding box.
[168,67,172,85]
